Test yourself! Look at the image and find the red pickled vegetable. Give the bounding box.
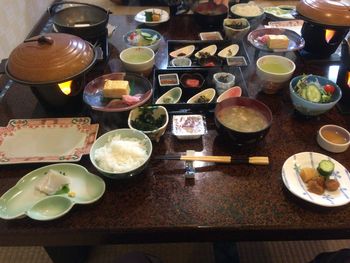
[185,79,200,87]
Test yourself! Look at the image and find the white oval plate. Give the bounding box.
[282,152,350,207]
[134,8,169,26]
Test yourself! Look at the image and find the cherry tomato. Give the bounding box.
[324,84,335,94]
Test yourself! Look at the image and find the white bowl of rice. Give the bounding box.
[90,128,152,179]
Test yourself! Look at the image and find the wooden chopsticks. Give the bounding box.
[155,155,269,165]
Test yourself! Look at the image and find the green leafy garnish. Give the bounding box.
[54,185,70,195]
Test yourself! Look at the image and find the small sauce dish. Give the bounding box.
[155,87,182,104]
[187,88,216,104]
[158,73,179,86]
[317,124,350,153]
[180,73,205,89]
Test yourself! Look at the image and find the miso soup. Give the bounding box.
[217,106,268,132]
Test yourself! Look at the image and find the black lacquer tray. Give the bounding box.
[152,67,248,114]
[167,40,250,68]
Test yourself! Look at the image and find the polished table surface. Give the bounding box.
[0,14,350,247]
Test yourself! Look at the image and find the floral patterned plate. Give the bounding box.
[282,152,350,207]
[0,118,98,164]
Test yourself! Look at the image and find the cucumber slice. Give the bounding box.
[301,88,307,100]
[317,160,335,177]
[141,32,152,38]
[306,84,321,102]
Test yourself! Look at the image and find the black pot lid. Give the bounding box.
[7,33,94,84]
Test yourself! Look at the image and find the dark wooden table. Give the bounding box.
[0,13,350,262]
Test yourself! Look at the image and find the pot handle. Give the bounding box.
[0,59,7,75]
[48,1,111,16]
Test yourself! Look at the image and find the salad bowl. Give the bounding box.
[123,28,162,52]
[289,75,342,116]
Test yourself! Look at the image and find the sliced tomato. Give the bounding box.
[324,84,335,94]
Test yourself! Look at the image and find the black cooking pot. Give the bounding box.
[48,1,110,39]
[294,0,350,56]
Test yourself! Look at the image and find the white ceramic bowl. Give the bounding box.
[256,55,296,94]
[123,28,162,52]
[213,72,235,95]
[128,106,169,142]
[223,18,250,40]
[317,125,350,153]
[120,47,155,77]
[90,128,152,179]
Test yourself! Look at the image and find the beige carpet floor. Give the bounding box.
[1,240,350,263]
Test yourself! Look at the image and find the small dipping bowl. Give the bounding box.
[317,125,350,153]
[170,57,192,67]
[213,72,235,95]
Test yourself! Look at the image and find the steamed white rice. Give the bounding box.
[94,134,148,173]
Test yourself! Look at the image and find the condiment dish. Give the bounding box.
[218,44,239,59]
[213,72,235,95]
[172,114,207,140]
[155,87,182,104]
[128,106,169,142]
[170,57,192,67]
[158,73,179,86]
[180,73,205,89]
[194,44,217,59]
[317,125,350,153]
[223,18,250,40]
[169,45,195,58]
[90,128,152,179]
[198,56,222,67]
[187,88,216,104]
[216,86,242,103]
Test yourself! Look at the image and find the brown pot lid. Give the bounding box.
[297,0,350,27]
[7,33,94,84]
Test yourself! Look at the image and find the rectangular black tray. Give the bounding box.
[167,39,250,68]
[152,67,248,114]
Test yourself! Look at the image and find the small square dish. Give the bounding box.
[226,56,248,66]
[199,31,223,41]
[172,114,207,140]
[158,73,179,86]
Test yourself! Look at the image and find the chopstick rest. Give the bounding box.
[155,155,269,165]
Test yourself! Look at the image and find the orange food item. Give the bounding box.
[307,179,325,195]
[300,167,318,183]
[185,79,200,88]
[321,129,347,144]
[325,179,340,191]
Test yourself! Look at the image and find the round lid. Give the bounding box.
[296,0,350,27]
[7,33,95,84]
